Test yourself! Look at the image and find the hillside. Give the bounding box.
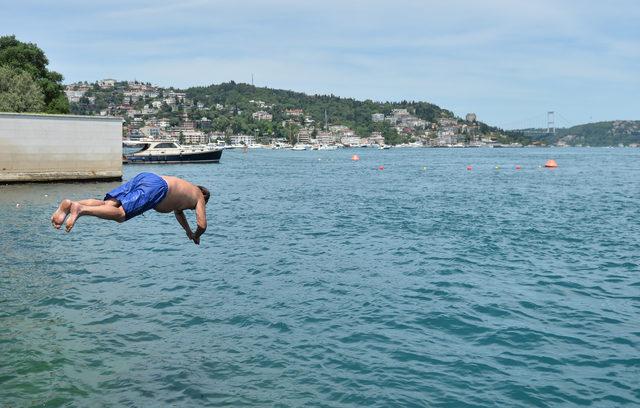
[186,82,452,134]
[67,80,515,145]
[525,121,640,147]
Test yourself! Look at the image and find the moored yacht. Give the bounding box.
[123,140,223,164]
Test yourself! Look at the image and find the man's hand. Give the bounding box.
[193,225,205,246]
[186,230,199,245]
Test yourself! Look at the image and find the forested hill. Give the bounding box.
[185,81,455,135]
[69,78,519,144]
[529,121,640,146]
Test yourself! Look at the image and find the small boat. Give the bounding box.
[123,140,223,164]
[291,145,307,151]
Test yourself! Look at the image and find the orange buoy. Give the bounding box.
[378,165,384,170]
[351,154,360,161]
[466,165,473,171]
[544,159,558,168]
[515,165,522,170]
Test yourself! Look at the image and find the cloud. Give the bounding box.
[2,0,639,126]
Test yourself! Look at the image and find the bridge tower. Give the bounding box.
[547,111,555,134]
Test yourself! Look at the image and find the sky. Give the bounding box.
[2,0,639,128]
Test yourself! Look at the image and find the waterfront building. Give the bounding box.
[370,131,385,145]
[297,129,311,144]
[341,136,361,146]
[316,131,334,145]
[230,134,256,145]
[181,130,209,144]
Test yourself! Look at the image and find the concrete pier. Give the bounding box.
[0,112,122,183]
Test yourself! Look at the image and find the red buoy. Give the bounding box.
[515,165,522,170]
[379,165,384,170]
[466,165,473,171]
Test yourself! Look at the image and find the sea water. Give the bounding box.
[1,148,639,407]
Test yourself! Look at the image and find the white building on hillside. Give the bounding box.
[372,113,385,122]
[252,111,273,121]
[230,134,256,145]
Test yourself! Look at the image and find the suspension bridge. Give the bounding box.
[500,111,574,138]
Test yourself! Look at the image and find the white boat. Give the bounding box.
[291,145,307,151]
[124,140,223,164]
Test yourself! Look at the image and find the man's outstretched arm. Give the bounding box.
[193,198,207,245]
[174,210,194,241]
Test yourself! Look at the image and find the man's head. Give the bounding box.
[198,186,210,204]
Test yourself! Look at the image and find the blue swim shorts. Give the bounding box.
[104,172,169,220]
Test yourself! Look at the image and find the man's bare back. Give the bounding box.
[155,176,202,213]
[51,173,210,245]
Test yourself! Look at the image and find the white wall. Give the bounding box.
[0,113,122,182]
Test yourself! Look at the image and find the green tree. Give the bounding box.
[0,66,45,112]
[0,35,69,113]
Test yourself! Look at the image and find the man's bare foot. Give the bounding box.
[51,199,72,229]
[65,202,83,233]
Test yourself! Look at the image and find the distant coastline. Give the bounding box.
[66,80,640,148]
[66,80,527,148]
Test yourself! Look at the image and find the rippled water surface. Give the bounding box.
[1,148,639,407]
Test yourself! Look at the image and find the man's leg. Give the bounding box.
[65,201,126,232]
[51,198,119,229]
[51,199,72,229]
[78,199,107,206]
